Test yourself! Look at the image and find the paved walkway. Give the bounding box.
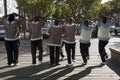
[0,36,120,80]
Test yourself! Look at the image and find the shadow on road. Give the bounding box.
[0,62,59,80]
[0,62,105,80]
[64,64,104,80]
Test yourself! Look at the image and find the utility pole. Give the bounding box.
[4,0,7,15]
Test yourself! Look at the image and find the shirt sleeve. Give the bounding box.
[108,21,112,28]
[77,24,82,30]
[96,21,101,28]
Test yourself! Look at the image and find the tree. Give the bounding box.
[16,0,55,19]
[16,0,106,20]
[109,0,120,15]
[4,0,7,15]
[55,0,102,20]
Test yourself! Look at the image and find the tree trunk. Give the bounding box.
[4,0,7,15]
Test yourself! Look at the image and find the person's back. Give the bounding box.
[29,16,45,40]
[29,21,44,39]
[48,20,63,46]
[63,24,76,42]
[63,17,76,43]
[2,13,24,40]
[97,16,111,41]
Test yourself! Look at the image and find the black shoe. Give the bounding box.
[82,62,87,65]
[101,62,106,65]
[83,60,87,65]
[49,63,54,66]
[55,63,60,66]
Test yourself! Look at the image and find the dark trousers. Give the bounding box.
[49,46,60,65]
[80,43,91,63]
[31,39,43,64]
[5,39,20,65]
[65,43,76,64]
[98,40,108,62]
[60,41,65,57]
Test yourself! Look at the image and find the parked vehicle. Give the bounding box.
[0,25,5,39]
[110,25,115,33]
[110,25,120,35]
[114,26,120,35]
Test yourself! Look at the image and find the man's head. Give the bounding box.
[84,19,89,26]
[66,17,74,24]
[33,16,39,22]
[101,15,107,23]
[54,19,59,26]
[8,13,15,22]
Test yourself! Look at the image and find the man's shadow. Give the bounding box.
[33,64,85,80]
[64,64,104,80]
[41,64,84,80]
[0,63,85,80]
[0,62,56,80]
[0,62,105,80]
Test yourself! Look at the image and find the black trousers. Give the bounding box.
[49,46,60,65]
[31,39,43,64]
[60,41,65,57]
[98,40,108,62]
[65,43,76,64]
[80,43,91,63]
[5,39,20,65]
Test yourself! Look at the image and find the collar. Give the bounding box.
[66,23,74,27]
[32,21,39,24]
[6,21,15,24]
[53,25,61,28]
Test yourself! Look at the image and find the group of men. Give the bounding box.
[1,13,111,67]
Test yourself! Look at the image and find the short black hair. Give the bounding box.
[54,19,59,26]
[67,17,74,24]
[84,19,89,26]
[8,14,15,21]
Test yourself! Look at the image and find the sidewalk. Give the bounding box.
[0,36,120,80]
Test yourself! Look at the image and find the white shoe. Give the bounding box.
[31,64,38,66]
[66,64,73,67]
[8,63,14,67]
[38,60,43,64]
[14,63,19,66]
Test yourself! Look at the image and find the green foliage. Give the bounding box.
[16,0,55,18]
[87,0,102,19]
[109,0,120,15]
[16,0,105,20]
